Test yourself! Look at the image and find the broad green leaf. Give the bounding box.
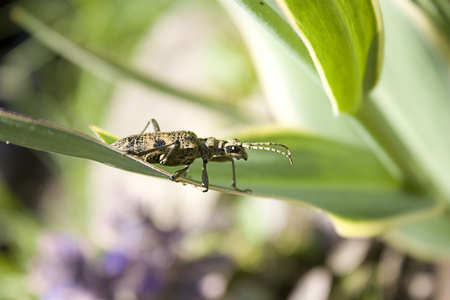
[367,0,450,260]
[222,0,401,183]
[198,127,442,237]
[1,110,443,237]
[274,0,384,113]
[372,0,450,201]
[222,0,365,147]
[383,216,450,262]
[227,0,450,253]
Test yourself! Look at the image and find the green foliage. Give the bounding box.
[1,0,450,262]
[0,109,442,237]
[275,0,383,113]
[224,0,450,260]
[0,110,165,179]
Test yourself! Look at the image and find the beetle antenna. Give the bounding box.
[242,142,293,165]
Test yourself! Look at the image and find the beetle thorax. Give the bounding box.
[198,137,219,160]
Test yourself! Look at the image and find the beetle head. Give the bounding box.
[224,139,248,160]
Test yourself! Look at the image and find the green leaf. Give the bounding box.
[371,0,450,200]
[204,127,442,237]
[274,0,384,113]
[383,216,450,262]
[364,0,450,260]
[0,110,442,237]
[0,109,167,180]
[89,124,119,144]
[223,0,365,147]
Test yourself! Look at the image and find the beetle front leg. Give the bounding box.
[210,156,251,193]
[229,159,251,193]
[201,160,209,192]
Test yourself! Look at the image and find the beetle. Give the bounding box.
[111,119,293,192]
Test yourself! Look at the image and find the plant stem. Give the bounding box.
[354,98,429,194]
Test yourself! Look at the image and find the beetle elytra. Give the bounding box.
[111,119,293,192]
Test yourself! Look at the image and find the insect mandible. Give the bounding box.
[111,119,293,192]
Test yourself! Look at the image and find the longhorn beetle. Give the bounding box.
[111,119,293,192]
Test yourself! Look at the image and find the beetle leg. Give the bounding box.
[229,159,251,193]
[139,118,160,134]
[159,141,180,165]
[170,164,190,181]
[139,121,150,134]
[150,119,160,132]
[127,141,177,159]
[210,156,251,193]
[202,159,209,192]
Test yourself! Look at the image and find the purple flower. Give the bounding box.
[29,209,182,300]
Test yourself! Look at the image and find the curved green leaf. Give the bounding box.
[223,0,365,147]
[371,0,450,200]
[275,0,384,113]
[364,0,450,260]
[0,109,442,237]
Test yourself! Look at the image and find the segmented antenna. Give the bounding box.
[242,142,293,165]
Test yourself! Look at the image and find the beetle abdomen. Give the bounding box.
[111,134,150,153]
[111,130,201,165]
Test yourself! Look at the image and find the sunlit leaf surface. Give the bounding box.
[274,0,384,113]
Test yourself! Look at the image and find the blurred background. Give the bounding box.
[1,0,450,299]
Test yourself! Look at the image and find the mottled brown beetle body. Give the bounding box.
[112,131,200,166]
[111,119,293,192]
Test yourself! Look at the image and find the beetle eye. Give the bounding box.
[227,146,240,153]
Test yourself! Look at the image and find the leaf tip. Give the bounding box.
[89,124,120,144]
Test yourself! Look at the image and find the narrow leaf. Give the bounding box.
[89,124,119,144]
[0,109,167,179]
[0,110,442,237]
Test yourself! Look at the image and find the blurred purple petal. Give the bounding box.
[102,251,129,277]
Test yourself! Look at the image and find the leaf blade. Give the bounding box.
[275,0,384,113]
[0,110,441,237]
[0,109,166,179]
